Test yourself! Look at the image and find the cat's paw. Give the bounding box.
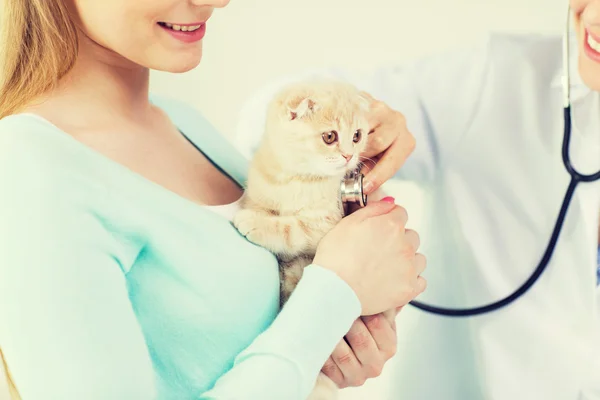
[232,209,267,245]
[232,209,258,236]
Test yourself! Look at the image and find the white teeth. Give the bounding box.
[588,32,600,52]
[161,23,201,32]
[161,22,202,32]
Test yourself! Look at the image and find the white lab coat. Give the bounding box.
[234,32,600,400]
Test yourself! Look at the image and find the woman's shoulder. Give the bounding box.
[485,31,562,52]
[484,31,563,71]
[0,113,71,176]
[413,31,563,88]
[0,112,55,145]
[478,32,578,105]
[0,113,108,209]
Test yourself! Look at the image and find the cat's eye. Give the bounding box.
[322,131,338,145]
[353,130,362,143]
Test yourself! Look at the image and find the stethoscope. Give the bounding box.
[340,6,600,317]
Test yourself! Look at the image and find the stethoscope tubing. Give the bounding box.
[407,7,600,317]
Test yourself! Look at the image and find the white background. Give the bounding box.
[150,1,565,399]
[150,0,564,140]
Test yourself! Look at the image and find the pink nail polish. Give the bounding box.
[381,196,395,203]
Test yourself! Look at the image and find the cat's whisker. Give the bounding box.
[357,161,371,173]
[358,157,377,168]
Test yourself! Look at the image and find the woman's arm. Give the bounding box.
[200,266,360,399]
[0,204,359,400]
[0,176,158,399]
[0,130,360,400]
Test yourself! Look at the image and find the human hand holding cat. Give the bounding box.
[312,199,427,316]
[359,92,416,195]
[321,309,399,388]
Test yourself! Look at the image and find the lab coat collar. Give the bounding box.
[551,31,593,104]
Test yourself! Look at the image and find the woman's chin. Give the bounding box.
[150,54,203,74]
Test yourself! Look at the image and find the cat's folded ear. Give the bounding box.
[287,97,319,121]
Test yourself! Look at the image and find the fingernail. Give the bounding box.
[381,196,395,204]
[363,179,374,193]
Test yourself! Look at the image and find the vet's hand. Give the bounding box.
[359,92,416,195]
[321,310,400,388]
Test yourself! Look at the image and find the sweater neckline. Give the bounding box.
[9,106,248,225]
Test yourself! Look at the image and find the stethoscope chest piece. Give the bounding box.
[340,171,367,216]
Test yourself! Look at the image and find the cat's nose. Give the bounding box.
[342,154,353,162]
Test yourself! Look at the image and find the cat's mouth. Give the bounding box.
[336,162,357,173]
[325,156,358,175]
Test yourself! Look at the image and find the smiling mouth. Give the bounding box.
[158,22,203,32]
[587,30,600,53]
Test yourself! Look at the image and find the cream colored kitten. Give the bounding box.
[233,80,371,400]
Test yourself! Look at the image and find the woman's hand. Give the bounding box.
[359,92,416,195]
[313,199,427,316]
[321,309,400,388]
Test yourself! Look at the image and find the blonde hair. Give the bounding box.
[1,348,19,400]
[0,0,79,119]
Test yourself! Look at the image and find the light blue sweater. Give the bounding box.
[0,96,361,400]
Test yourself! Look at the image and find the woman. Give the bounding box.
[0,1,428,399]
[236,1,600,399]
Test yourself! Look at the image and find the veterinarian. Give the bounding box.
[0,0,427,399]
[235,1,600,399]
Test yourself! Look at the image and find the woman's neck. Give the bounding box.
[28,35,155,129]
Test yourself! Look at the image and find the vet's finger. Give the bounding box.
[363,135,415,194]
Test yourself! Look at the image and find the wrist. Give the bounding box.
[311,255,353,291]
[303,264,361,314]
